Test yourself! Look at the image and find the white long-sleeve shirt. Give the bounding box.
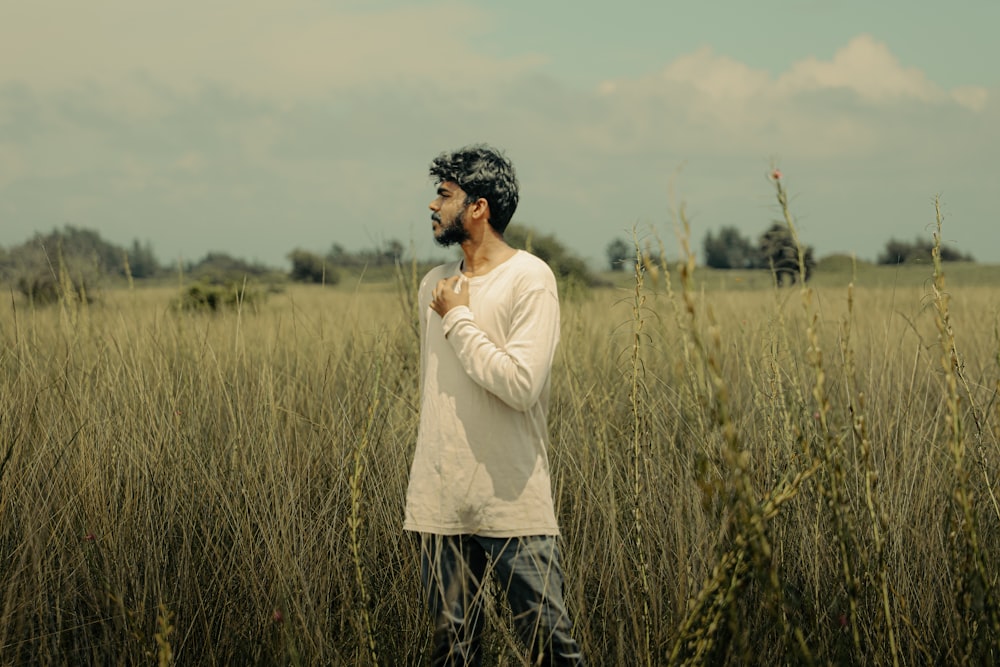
[403,250,562,537]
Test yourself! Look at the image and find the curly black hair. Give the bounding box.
[428,144,519,234]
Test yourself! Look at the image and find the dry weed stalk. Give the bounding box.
[840,266,902,666]
[667,204,813,665]
[930,196,1000,660]
[628,229,654,667]
[773,170,865,659]
[348,354,382,666]
[154,602,174,667]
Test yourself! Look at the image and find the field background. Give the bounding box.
[1,257,998,665]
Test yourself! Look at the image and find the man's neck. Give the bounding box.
[459,234,516,277]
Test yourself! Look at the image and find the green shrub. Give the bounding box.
[288,249,340,285]
[172,281,264,312]
[16,271,95,306]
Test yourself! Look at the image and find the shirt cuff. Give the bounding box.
[441,305,473,337]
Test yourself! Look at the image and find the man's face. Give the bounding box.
[429,181,471,247]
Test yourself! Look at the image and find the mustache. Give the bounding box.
[431,213,441,223]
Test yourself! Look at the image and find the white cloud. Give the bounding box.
[601,34,988,110]
[778,34,948,104]
[952,86,989,113]
[658,47,772,102]
[594,35,991,158]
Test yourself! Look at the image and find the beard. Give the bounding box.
[432,205,470,247]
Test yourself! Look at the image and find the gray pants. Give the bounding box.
[419,533,586,667]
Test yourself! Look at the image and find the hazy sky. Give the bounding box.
[2,1,998,268]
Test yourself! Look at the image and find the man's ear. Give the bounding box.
[468,197,490,223]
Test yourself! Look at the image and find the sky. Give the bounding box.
[2,1,998,269]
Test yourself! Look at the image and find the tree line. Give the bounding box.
[0,221,976,304]
[606,225,975,284]
[287,223,601,288]
[0,223,604,304]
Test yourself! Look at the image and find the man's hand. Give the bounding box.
[430,275,469,317]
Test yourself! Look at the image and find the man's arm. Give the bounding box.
[440,287,559,412]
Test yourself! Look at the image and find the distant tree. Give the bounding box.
[381,239,405,265]
[703,226,755,269]
[877,237,974,265]
[125,239,160,279]
[937,245,973,262]
[756,223,815,285]
[17,226,121,273]
[505,224,600,287]
[288,249,339,285]
[0,226,163,283]
[327,243,350,266]
[0,225,127,302]
[325,239,406,268]
[878,238,912,265]
[605,238,632,272]
[52,226,121,272]
[187,252,278,285]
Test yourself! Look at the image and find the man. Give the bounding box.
[404,144,585,666]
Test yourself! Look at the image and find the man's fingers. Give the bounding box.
[431,276,468,311]
[433,278,451,300]
[436,276,463,295]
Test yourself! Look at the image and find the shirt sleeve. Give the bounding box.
[440,287,560,412]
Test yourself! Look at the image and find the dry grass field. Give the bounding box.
[1,244,998,664]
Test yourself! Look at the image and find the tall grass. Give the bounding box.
[1,222,999,663]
